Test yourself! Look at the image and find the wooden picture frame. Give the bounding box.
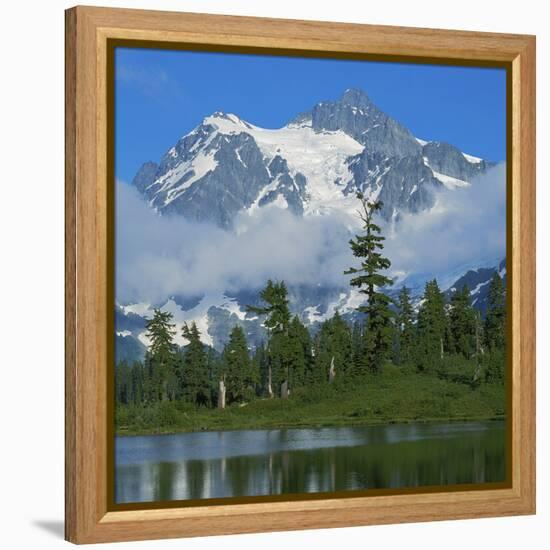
[65,5,536,544]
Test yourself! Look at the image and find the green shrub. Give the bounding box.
[438,354,477,384]
[155,401,180,426]
[115,404,130,427]
[292,382,337,404]
[483,349,506,383]
[173,399,196,413]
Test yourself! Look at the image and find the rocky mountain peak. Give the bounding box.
[202,111,253,132]
[303,88,422,158]
[130,87,493,229]
[340,87,373,109]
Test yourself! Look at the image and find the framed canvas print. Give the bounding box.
[65,6,536,544]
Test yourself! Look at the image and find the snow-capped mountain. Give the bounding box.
[118,88,503,356]
[444,259,507,315]
[132,88,493,227]
[115,285,347,355]
[115,258,506,358]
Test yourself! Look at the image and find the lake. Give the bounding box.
[115,420,506,504]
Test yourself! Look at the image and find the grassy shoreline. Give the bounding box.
[116,365,506,437]
[116,413,506,437]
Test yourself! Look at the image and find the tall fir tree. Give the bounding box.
[144,309,177,401]
[345,193,394,374]
[142,351,155,403]
[247,280,291,333]
[247,280,292,397]
[448,285,477,358]
[482,272,506,383]
[314,312,353,381]
[395,286,415,365]
[287,315,313,388]
[202,346,222,407]
[181,322,210,406]
[350,320,364,373]
[269,332,294,398]
[484,272,506,351]
[115,359,147,405]
[415,279,447,371]
[221,326,256,403]
[130,360,145,405]
[252,342,270,397]
[115,360,131,405]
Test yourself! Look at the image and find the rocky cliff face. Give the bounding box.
[302,87,422,158]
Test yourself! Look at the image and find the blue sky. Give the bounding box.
[115,47,506,183]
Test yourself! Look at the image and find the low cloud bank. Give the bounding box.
[384,163,506,282]
[116,163,506,305]
[116,183,353,304]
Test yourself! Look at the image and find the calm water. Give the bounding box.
[115,420,506,504]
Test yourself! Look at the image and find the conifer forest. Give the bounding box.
[115,194,506,435]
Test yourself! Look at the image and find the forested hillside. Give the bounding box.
[115,195,506,435]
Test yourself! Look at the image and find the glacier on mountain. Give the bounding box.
[131,88,494,228]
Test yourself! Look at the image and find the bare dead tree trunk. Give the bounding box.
[281,379,289,400]
[440,338,444,360]
[475,312,485,358]
[267,363,273,398]
[328,356,336,383]
[218,378,226,409]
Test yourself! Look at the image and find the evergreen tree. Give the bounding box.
[115,360,131,405]
[448,285,477,358]
[350,320,364,373]
[181,322,210,406]
[415,279,447,371]
[314,312,353,381]
[142,351,155,403]
[221,326,256,403]
[247,280,291,333]
[345,193,394,373]
[395,286,415,365]
[483,347,506,383]
[247,280,292,396]
[310,330,326,384]
[252,343,270,397]
[269,332,294,397]
[130,360,145,405]
[287,315,313,388]
[484,272,506,351]
[144,309,177,401]
[205,347,222,407]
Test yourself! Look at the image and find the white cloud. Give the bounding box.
[383,163,506,283]
[115,163,506,305]
[115,182,353,304]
